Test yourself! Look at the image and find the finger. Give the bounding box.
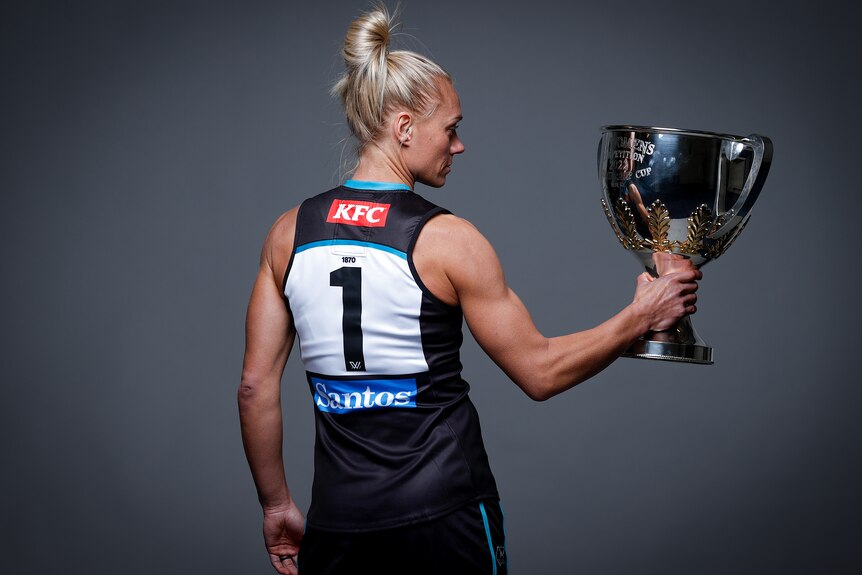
[668,269,701,283]
[269,554,296,575]
[680,282,699,294]
[684,266,703,280]
[282,555,298,573]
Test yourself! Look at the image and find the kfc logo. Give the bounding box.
[327,199,391,227]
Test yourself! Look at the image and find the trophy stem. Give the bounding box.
[623,316,713,364]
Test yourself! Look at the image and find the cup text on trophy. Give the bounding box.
[608,137,656,177]
[612,149,648,163]
[614,137,656,158]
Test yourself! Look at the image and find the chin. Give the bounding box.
[417,176,447,188]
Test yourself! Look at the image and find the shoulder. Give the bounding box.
[419,213,498,261]
[261,206,299,282]
[266,207,299,244]
[414,213,505,305]
[420,212,483,243]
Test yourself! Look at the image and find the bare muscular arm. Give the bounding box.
[238,208,304,574]
[413,214,701,401]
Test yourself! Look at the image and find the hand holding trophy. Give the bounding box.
[598,126,773,364]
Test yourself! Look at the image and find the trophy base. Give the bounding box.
[623,339,713,364]
[622,316,714,365]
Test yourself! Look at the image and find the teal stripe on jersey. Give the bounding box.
[295,239,407,259]
[344,179,412,191]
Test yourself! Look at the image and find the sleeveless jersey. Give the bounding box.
[283,182,499,532]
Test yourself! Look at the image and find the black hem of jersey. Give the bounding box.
[304,493,501,534]
[406,206,461,311]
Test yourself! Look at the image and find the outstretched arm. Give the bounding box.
[414,215,700,401]
[238,210,304,574]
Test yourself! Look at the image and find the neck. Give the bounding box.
[351,143,414,189]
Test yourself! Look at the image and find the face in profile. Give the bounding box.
[406,79,465,188]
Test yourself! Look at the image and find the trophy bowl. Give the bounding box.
[598,125,773,364]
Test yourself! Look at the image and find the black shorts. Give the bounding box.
[297,499,508,575]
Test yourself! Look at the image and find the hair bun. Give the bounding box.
[341,7,392,71]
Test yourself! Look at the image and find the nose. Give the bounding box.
[451,134,465,155]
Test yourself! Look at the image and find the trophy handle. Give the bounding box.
[710,133,773,239]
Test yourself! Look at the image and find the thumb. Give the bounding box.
[637,272,654,286]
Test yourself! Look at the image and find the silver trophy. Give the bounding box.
[598,125,772,364]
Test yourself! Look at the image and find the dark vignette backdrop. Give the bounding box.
[2,1,860,573]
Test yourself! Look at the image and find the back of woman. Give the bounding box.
[283,181,499,532]
[239,5,700,575]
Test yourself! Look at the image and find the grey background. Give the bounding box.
[2,0,860,573]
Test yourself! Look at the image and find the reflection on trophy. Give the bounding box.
[598,125,773,364]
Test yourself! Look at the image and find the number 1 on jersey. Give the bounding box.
[330,266,366,371]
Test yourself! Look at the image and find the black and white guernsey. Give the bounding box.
[283,180,499,532]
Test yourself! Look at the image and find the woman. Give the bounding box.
[238,6,701,574]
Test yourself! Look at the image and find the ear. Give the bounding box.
[394,112,413,146]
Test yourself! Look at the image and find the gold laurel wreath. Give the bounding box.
[645,200,672,252]
[603,198,746,259]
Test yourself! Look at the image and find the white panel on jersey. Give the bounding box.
[285,242,429,377]
[330,242,367,257]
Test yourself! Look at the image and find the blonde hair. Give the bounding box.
[332,4,450,151]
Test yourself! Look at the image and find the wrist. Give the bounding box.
[260,487,293,514]
[625,299,652,336]
[262,498,294,515]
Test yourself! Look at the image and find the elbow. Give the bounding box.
[526,388,553,402]
[518,375,558,402]
[507,343,560,402]
[527,384,560,402]
[238,371,268,408]
[513,339,578,402]
[517,369,586,402]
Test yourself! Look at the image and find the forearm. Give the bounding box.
[470,286,650,401]
[513,270,697,400]
[238,378,293,510]
[540,303,648,398]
